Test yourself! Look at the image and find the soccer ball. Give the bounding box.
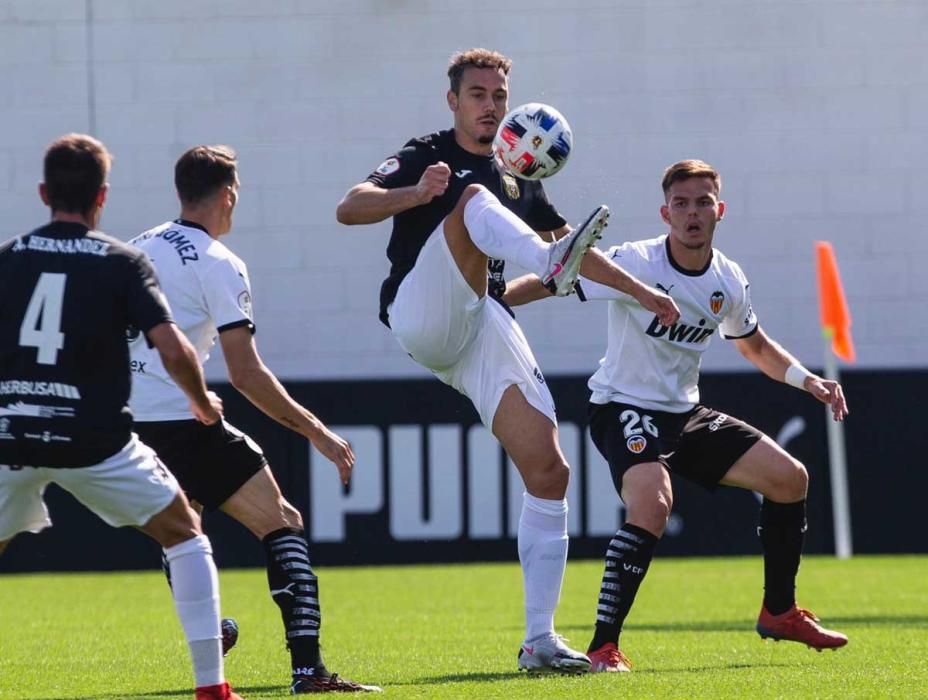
[493,103,573,180]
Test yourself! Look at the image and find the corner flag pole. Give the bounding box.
[815,242,855,559]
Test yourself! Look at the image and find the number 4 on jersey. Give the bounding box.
[20,272,67,365]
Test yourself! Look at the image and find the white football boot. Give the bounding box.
[517,634,592,674]
[541,205,609,296]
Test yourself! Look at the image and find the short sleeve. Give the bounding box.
[519,180,567,232]
[720,265,758,339]
[202,258,255,335]
[365,140,432,190]
[576,243,640,302]
[125,252,173,333]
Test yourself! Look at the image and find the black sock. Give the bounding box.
[758,499,806,615]
[588,523,658,652]
[263,527,327,676]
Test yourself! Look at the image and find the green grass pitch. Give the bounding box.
[1,555,925,699]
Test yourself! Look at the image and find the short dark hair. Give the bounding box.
[661,160,721,197]
[175,145,237,206]
[43,133,112,215]
[447,48,512,94]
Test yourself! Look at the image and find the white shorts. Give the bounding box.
[390,225,556,429]
[0,436,179,542]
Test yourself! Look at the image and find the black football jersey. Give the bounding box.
[366,129,567,326]
[0,222,173,468]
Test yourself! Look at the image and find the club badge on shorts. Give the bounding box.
[626,436,647,454]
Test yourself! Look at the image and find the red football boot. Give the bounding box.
[756,604,848,651]
[195,681,244,700]
[587,642,632,673]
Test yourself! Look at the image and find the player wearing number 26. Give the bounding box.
[504,160,850,673]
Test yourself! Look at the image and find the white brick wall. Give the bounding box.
[1,0,925,381]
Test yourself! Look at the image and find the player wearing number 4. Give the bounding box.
[337,48,679,674]
[504,160,849,673]
[0,134,242,700]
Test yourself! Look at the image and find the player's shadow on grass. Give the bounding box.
[44,685,286,699]
[394,671,524,686]
[554,613,928,634]
[408,662,792,686]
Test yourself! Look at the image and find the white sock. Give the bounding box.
[463,188,550,276]
[518,492,569,641]
[163,534,223,688]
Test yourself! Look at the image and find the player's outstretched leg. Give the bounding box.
[261,528,382,694]
[492,385,590,674]
[459,186,608,296]
[755,498,847,650]
[514,493,591,675]
[541,204,610,296]
[586,524,657,673]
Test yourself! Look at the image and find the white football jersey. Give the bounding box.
[579,235,757,413]
[128,220,254,420]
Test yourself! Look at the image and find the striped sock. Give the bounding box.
[263,528,325,675]
[588,523,657,652]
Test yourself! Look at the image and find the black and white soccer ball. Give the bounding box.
[493,103,573,180]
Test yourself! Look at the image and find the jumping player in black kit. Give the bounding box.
[337,48,679,673]
[0,134,242,700]
[505,159,849,673]
[129,145,380,695]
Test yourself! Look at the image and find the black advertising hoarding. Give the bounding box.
[1,370,924,572]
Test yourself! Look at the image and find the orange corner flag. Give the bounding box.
[815,241,855,363]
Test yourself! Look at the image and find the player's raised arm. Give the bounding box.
[146,322,222,425]
[336,161,451,225]
[734,327,849,422]
[579,248,681,326]
[219,326,355,483]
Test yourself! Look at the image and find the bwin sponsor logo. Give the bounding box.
[645,316,714,344]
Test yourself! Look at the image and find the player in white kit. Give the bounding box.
[129,145,379,694]
[504,160,849,672]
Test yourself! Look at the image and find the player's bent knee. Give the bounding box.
[279,499,304,531]
[768,457,808,502]
[523,459,570,499]
[787,460,809,500]
[626,491,672,536]
[142,495,202,548]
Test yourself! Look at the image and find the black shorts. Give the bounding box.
[134,419,268,510]
[588,401,763,494]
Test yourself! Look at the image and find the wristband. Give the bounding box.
[784,363,814,390]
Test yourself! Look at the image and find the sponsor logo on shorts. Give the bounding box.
[626,435,647,453]
[710,291,725,315]
[708,413,728,432]
[375,158,400,176]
